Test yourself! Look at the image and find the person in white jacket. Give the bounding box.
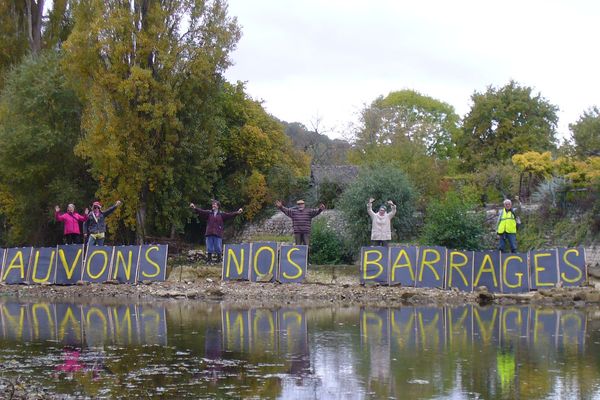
[367,198,397,246]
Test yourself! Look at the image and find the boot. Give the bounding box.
[216,253,222,264]
[206,253,213,265]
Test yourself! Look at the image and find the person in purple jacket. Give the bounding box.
[190,200,243,264]
[55,204,89,244]
[276,199,325,246]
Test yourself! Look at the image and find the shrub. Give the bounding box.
[420,192,485,250]
[338,165,417,249]
[309,219,351,264]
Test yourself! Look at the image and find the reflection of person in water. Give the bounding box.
[54,346,112,381]
[54,346,84,379]
[497,347,516,392]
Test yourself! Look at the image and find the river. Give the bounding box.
[0,298,598,399]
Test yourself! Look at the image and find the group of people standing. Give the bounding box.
[54,196,521,257]
[54,200,122,246]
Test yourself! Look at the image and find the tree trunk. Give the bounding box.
[25,0,44,55]
[135,187,148,245]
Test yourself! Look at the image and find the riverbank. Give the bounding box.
[2,264,600,307]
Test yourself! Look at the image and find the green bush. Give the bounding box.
[420,192,485,250]
[309,219,352,264]
[338,165,417,249]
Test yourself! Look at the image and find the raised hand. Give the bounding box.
[368,197,374,203]
[189,203,195,209]
[84,208,89,215]
[237,208,243,214]
[275,200,282,208]
[319,203,326,210]
[115,200,123,207]
[55,205,60,212]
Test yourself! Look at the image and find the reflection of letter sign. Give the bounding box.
[250,243,278,282]
[473,251,502,293]
[112,246,141,283]
[558,247,586,287]
[82,246,114,283]
[137,245,168,282]
[1,247,33,284]
[222,243,250,281]
[389,246,417,287]
[29,247,57,284]
[501,253,529,293]
[446,250,473,292]
[529,249,558,290]
[55,245,84,285]
[278,245,307,283]
[361,247,389,285]
[417,247,446,288]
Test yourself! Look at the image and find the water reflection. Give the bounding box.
[0,300,598,399]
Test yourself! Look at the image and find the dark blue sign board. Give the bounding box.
[446,250,473,292]
[529,249,558,290]
[82,246,114,283]
[473,251,502,293]
[1,247,33,284]
[500,253,529,293]
[416,246,446,288]
[29,247,57,284]
[55,245,85,285]
[558,247,586,287]
[222,243,251,281]
[278,245,307,283]
[111,246,141,283]
[389,246,417,287]
[137,244,168,282]
[222,308,251,352]
[360,246,389,285]
[250,242,278,282]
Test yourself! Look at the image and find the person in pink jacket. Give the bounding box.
[55,204,88,244]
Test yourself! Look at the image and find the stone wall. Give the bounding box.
[236,209,349,242]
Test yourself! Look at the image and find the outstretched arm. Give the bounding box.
[190,203,211,218]
[102,200,122,217]
[388,201,397,219]
[222,208,243,221]
[366,198,376,218]
[310,203,326,218]
[55,206,66,222]
[276,200,293,217]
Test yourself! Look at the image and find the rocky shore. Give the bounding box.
[2,264,600,307]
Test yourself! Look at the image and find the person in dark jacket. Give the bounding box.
[276,199,325,246]
[84,200,122,246]
[190,200,243,264]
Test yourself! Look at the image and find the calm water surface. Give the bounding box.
[0,298,599,399]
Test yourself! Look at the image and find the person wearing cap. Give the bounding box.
[275,199,325,246]
[55,204,89,244]
[190,200,243,264]
[496,198,520,253]
[84,200,122,246]
[367,198,396,246]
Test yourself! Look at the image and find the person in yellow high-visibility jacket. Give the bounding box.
[497,199,518,253]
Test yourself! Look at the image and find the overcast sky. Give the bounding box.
[224,0,600,140]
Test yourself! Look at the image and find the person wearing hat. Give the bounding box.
[84,200,122,246]
[275,199,325,246]
[190,200,243,264]
[55,204,89,244]
[367,198,396,246]
[496,198,520,253]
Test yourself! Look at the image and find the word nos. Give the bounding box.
[0,301,167,346]
[361,306,586,352]
[0,244,168,285]
[222,243,308,283]
[361,245,587,293]
[222,307,307,356]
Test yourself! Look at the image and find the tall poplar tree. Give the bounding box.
[63,0,241,243]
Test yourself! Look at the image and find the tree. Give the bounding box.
[457,81,559,172]
[353,89,460,159]
[62,0,241,243]
[0,0,74,87]
[0,51,94,245]
[338,165,416,249]
[420,192,485,250]
[569,107,600,158]
[512,151,553,200]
